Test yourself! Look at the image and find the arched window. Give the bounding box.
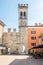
[20,12,23,18]
[20,12,22,16]
[24,12,26,16]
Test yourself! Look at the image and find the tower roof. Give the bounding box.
[0,20,5,26]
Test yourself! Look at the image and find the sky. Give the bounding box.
[0,0,43,31]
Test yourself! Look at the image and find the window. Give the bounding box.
[31,43,36,46]
[31,36,36,40]
[31,31,36,34]
[20,12,22,17]
[24,12,26,16]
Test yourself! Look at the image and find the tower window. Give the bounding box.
[20,12,22,16]
[24,12,26,16]
[20,12,23,18]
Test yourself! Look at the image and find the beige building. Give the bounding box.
[0,20,5,44]
[0,20,6,54]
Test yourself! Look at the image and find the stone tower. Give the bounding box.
[18,4,28,54]
[18,4,28,26]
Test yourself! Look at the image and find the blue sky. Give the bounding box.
[0,0,43,31]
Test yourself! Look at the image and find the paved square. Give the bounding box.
[0,55,43,65]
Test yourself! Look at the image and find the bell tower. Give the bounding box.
[18,4,28,27]
[18,4,28,54]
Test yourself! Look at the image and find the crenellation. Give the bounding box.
[8,28,11,32]
[13,28,16,32]
[18,4,28,8]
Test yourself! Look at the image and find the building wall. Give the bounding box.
[0,24,4,44]
[3,29,19,53]
[28,27,43,49]
[19,27,28,52]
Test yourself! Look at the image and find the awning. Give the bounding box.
[0,45,6,50]
[29,44,43,50]
[0,46,6,50]
[33,44,43,49]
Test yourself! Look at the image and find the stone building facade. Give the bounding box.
[3,28,20,54]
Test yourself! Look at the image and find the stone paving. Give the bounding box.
[0,55,28,65]
[0,55,43,65]
[26,56,43,65]
[9,55,43,65]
